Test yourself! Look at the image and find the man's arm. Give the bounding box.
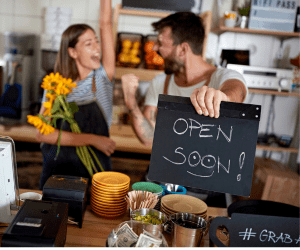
[190,79,247,118]
[121,74,156,146]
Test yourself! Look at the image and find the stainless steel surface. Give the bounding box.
[107,220,168,247]
[1,32,38,124]
[165,183,179,192]
[170,212,207,247]
[226,64,294,91]
[130,208,169,233]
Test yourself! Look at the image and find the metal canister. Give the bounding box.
[170,212,207,247]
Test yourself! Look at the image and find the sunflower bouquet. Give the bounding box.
[27,72,104,177]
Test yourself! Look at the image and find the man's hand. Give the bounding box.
[190,86,229,118]
[121,74,139,111]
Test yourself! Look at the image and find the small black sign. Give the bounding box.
[209,213,300,247]
[148,95,261,197]
[122,0,202,14]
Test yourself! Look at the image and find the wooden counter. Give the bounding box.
[0,124,152,154]
[0,189,228,247]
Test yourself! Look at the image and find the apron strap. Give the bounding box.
[163,74,172,95]
[163,73,212,95]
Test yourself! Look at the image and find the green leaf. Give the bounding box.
[52,117,58,128]
[68,102,79,115]
[51,99,61,114]
[38,115,48,123]
[55,118,66,160]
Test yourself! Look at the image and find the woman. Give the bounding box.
[37,0,116,189]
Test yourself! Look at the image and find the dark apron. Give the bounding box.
[39,101,112,190]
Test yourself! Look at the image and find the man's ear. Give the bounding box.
[68,47,77,59]
[178,42,189,57]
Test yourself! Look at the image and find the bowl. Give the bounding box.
[19,192,42,206]
[132,182,163,194]
[106,220,168,247]
[130,208,169,233]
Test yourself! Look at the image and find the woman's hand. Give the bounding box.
[91,135,116,156]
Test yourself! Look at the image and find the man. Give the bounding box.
[122,12,248,146]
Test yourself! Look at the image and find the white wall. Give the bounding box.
[0,0,299,164]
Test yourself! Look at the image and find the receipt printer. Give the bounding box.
[1,200,68,247]
[42,175,89,228]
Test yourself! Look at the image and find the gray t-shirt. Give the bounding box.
[144,67,248,107]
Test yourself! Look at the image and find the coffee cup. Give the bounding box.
[224,11,237,28]
[19,192,42,206]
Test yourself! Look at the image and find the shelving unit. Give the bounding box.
[212,19,300,157]
[248,88,300,97]
[113,4,212,81]
[115,66,163,82]
[112,6,300,157]
[212,17,300,38]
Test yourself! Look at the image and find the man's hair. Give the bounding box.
[152,12,205,55]
[54,24,95,81]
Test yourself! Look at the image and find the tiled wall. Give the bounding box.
[1,0,298,68]
[0,0,299,163]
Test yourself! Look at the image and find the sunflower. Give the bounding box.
[41,72,62,91]
[27,115,54,135]
[27,72,104,176]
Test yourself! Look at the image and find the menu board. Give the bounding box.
[209,213,300,247]
[122,0,202,14]
[148,95,261,197]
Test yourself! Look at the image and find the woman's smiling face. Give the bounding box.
[69,29,101,78]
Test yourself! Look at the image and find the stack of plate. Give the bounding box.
[90,172,130,217]
[160,194,208,220]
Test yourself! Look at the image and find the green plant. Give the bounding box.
[238,6,250,16]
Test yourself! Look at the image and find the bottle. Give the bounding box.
[294,6,300,32]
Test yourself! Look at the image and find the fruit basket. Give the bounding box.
[143,35,164,70]
[116,32,143,68]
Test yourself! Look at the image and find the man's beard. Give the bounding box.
[163,57,184,75]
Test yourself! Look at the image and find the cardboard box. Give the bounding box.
[251,161,299,207]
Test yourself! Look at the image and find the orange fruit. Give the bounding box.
[145,52,154,63]
[118,53,130,63]
[132,41,141,49]
[130,56,141,64]
[156,56,164,65]
[121,47,130,54]
[130,48,139,56]
[144,41,155,53]
[152,54,161,65]
[122,39,132,48]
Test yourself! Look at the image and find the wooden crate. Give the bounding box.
[251,160,300,207]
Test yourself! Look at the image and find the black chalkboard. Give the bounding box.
[209,213,300,247]
[122,0,202,14]
[148,94,261,197]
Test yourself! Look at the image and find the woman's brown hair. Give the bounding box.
[54,24,95,81]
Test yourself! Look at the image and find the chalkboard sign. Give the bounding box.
[148,95,261,197]
[209,213,300,247]
[122,0,202,14]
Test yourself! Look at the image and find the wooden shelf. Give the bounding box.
[256,144,298,153]
[248,88,300,97]
[212,18,300,38]
[115,66,163,81]
[117,6,172,18]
